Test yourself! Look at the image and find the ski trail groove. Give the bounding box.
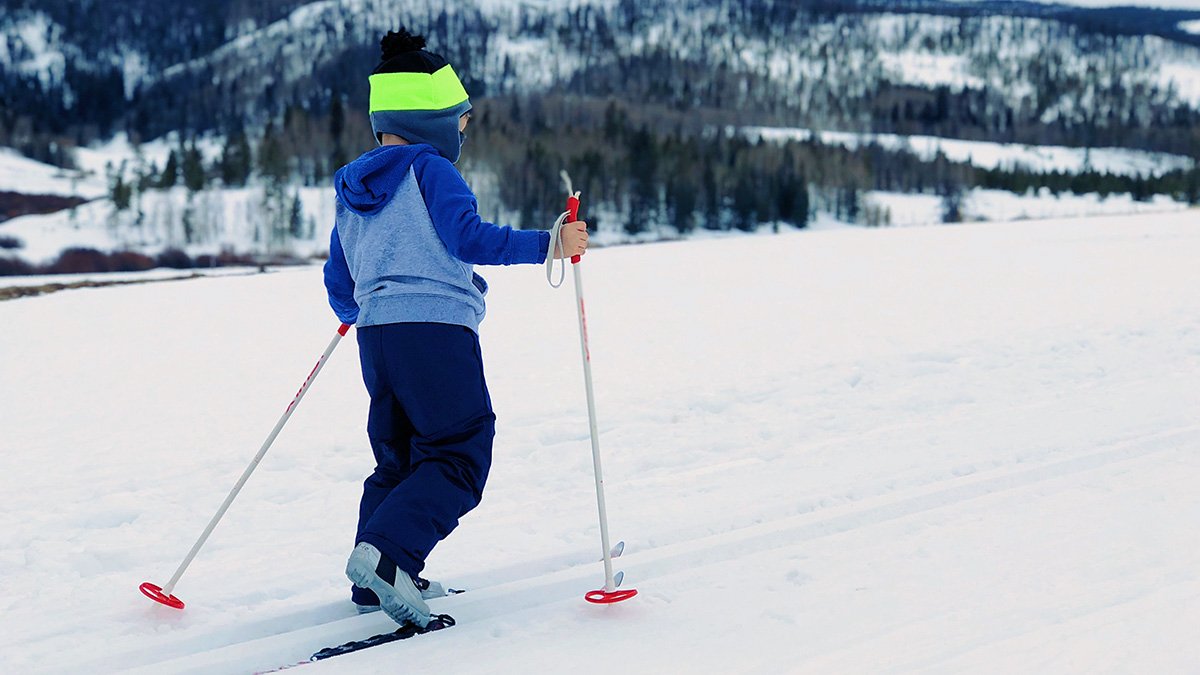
[110,424,1200,674]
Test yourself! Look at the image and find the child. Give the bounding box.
[323,27,588,628]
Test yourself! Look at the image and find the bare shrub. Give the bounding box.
[48,248,112,274]
[0,256,36,276]
[109,250,157,272]
[156,248,193,269]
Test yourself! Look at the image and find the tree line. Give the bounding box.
[101,94,1199,239]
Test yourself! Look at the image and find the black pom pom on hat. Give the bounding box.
[373,27,447,74]
[381,27,426,57]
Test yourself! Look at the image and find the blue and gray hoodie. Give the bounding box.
[323,144,550,333]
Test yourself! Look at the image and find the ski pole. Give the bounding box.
[549,172,637,605]
[140,323,351,610]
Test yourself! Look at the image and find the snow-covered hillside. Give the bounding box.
[1,211,1198,673]
[743,126,1197,177]
[1013,0,1200,7]
[0,147,105,199]
[2,133,1194,267]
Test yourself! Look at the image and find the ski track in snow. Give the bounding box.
[1,210,1199,673]
[92,424,1200,674]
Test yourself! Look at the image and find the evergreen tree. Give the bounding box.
[258,122,289,184]
[329,95,348,171]
[732,174,758,232]
[182,142,206,192]
[839,183,861,223]
[220,131,252,187]
[289,190,305,239]
[625,127,658,235]
[777,170,808,228]
[666,173,697,234]
[702,163,722,230]
[109,162,133,211]
[160,150,179,188]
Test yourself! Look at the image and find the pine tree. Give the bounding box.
[625,127,659,235]
[666,173,697,234]
[220,131,252,187]
[702,163,722,230]
[160,150,179,188]
[839,183,861,223]
[289,190,305,239]
[329,95,348,172]
[258,122,289,184]
[109,162,133,211]
[182,142,206,192]
[777,169,808,228]
[732,174,757,232]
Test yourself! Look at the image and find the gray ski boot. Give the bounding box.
[346,542,431,627]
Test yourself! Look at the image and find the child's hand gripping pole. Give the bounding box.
[545,171,584,287]
[547,171,638,605]
[565,190,582,265]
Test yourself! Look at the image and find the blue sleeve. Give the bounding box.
[414,154,550,265]
[323,225,359,325]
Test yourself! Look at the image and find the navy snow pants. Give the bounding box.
[351,322,495,602]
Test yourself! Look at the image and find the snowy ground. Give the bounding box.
[1,210,1199,673]
[0,266,268,290]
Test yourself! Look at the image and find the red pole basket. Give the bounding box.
[139,582,185,610]
[584,588,639,604]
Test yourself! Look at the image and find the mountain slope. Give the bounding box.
[4,0,1200,150]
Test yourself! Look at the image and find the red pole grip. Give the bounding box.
[566,194,582,264]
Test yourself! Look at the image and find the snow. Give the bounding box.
[0,183,332,265]
[878,51,985,90]
[1156,59,1200,106]
[1182,19,1200,34]
[0,266,266,289]
[953,0,1200,8]
[866,187,1190,226]
[0,11,66,88]
[743,126,1196,177]
[0,133,228,204]
[73,133,226,179]
[0,148,105,199]
[963,188,1189,222]
[2,209,1199,673]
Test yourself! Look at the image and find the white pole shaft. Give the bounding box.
[161,325,349,596]
[572,263,617,592]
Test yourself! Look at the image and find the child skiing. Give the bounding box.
[323,27,588,628]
